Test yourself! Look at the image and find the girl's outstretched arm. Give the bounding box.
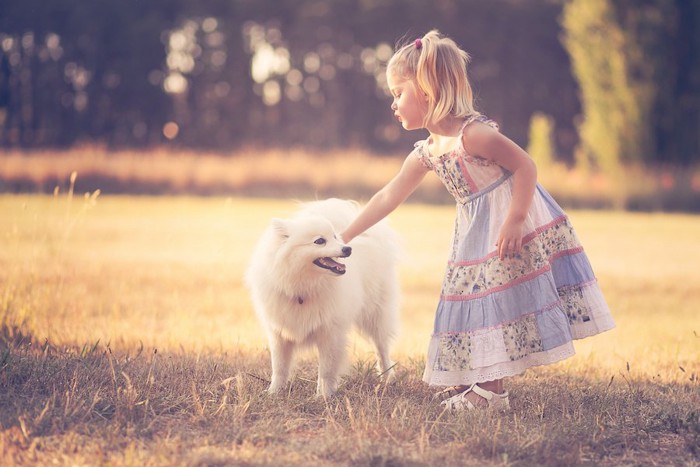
[341,151,429,243]
[462,122,537,259]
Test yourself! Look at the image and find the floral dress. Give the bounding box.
[416,114,615,386]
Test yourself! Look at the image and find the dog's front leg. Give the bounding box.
[315,331,348,398]
[268,333,295,394]
[374,340,397,383]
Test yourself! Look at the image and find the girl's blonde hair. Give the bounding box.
[387,30,477,126]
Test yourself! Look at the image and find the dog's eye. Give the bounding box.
[314,238,326,245]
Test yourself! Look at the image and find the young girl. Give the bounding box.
[340,30,615,411]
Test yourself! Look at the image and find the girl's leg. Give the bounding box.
[479,378,505,394]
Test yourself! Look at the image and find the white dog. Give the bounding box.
[245,198,400,397]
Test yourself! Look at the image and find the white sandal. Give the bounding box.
[440,384,510,411]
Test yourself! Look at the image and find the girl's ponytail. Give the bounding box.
[402,30,477,126]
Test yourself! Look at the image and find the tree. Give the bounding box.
[562,0,685,171]
[527,112,556,168]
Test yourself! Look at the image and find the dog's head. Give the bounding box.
[270,215,351,276]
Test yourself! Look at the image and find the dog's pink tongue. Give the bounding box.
[316,257,346,274]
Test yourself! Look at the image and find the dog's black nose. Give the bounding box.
[342,246,352,257]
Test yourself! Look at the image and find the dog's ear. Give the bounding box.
[271,218,290,239]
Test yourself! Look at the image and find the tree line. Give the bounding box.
[0,0,698,168]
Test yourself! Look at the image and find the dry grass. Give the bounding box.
[0,188,699,466]
[0,146,433,202]
[2,146,700,210]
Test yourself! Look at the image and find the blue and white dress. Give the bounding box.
[415,115,615,386]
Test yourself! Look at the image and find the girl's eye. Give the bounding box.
[314,238,326,245]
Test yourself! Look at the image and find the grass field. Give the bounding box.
[2,147,700,211]
[1,192,699,465]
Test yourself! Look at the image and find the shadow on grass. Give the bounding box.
[0,326,698,465]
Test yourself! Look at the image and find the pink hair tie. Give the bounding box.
[415,38,422,50]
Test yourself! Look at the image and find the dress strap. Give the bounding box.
[413,139,434,170]
[460,114,499,133]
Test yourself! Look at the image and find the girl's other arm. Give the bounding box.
[463,123,537,259]
[341,152,429,243]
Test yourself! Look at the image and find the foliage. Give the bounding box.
[2,0,698,164]
[1,0,699,175]
[561,0,700,169]
[526,112,556,168]
[0,1,578,158]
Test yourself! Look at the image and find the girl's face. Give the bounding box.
[387,72,428,131]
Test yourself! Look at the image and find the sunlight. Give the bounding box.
[2,195,697,382]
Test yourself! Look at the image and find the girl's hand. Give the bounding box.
[496,218,525,260]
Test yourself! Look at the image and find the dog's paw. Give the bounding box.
[267,381,286,394]
[316,379,339,399]
[315,389,338,400]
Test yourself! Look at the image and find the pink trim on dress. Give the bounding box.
[449,215,573,267]
[527,215,569,240]
[442,264,552,301]
[551,246,584,260]
[457,156,480,194]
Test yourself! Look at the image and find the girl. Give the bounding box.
[340,30,615,411]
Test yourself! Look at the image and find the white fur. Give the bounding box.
[245,198,400,397]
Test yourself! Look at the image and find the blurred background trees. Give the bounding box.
[0,0,698,168]
[562,0,699,170]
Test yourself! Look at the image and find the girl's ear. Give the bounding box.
[271,218,290,239]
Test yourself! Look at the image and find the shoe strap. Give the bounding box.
[436,385,462,396]
[458,390,476,410]
[470,384,494,401]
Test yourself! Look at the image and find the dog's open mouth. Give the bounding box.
[313,257,346,275]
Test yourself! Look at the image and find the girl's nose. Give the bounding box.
[391,102,397,110]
